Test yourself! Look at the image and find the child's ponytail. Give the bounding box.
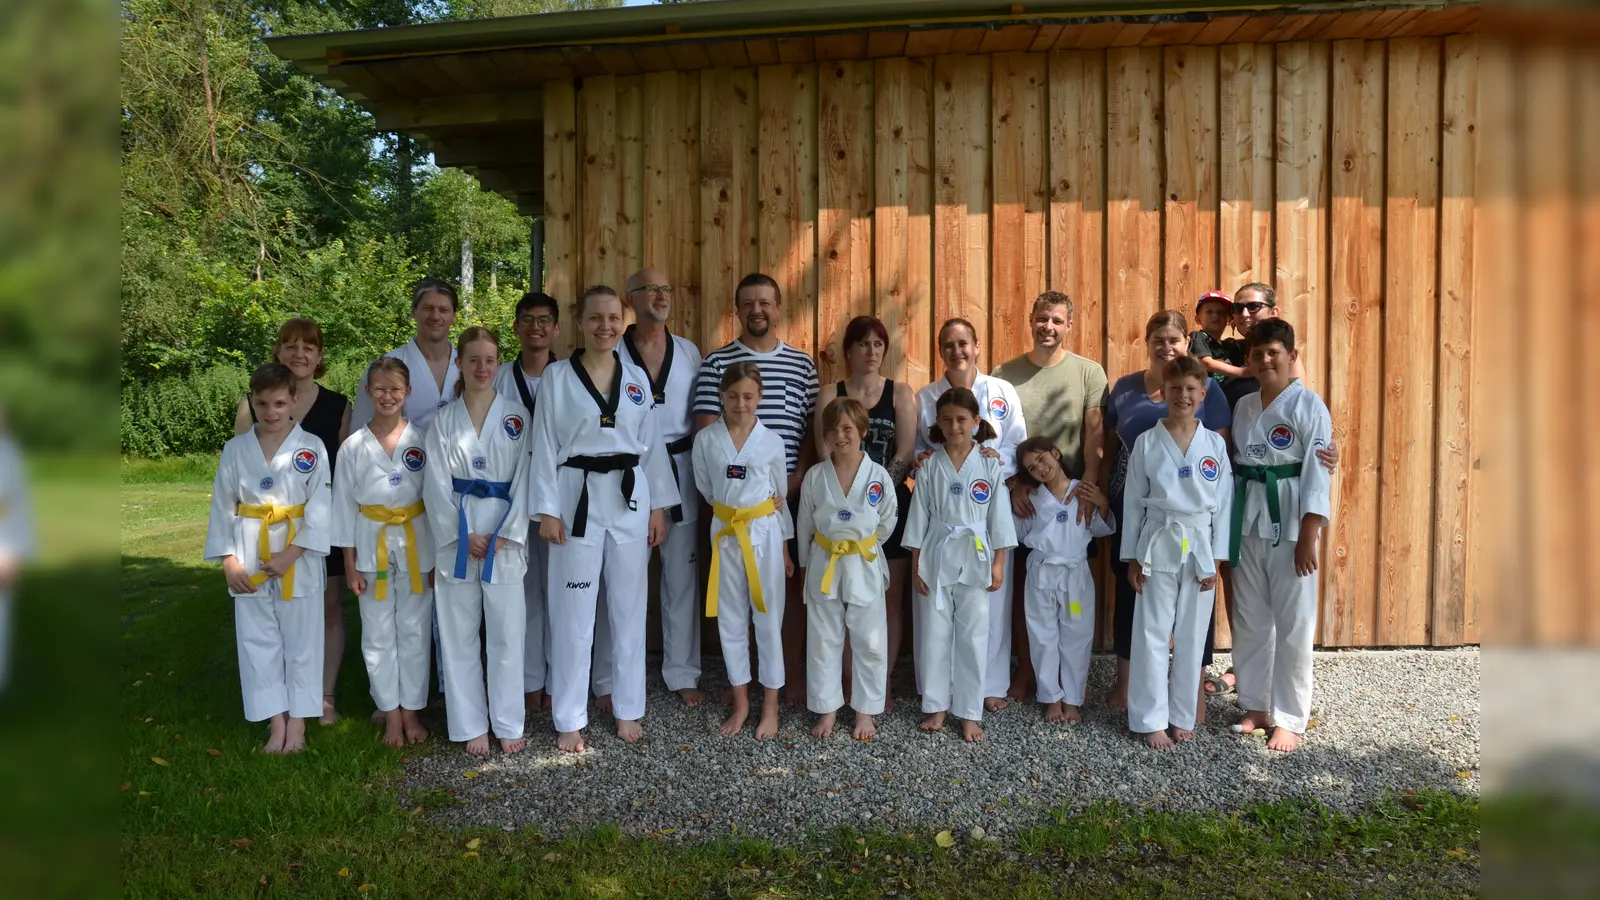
[973,419,998,443]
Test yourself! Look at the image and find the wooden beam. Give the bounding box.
[1048,48,1105,364]
[1163,45,1218,309]
[373,92,542,131]
[700,67,759,350]
[430,139,540,169]
[543,80,579,356]
[757,63,819,357]
[990,51,1046,369]
[818,59,873,383]
[874,56,934,389]
[933,54,991,366]
[1218,43,1273,290]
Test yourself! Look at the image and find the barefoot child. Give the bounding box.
[1121,355,1232,750]
[332,358,436,747]
[1013,436,1114,725]
[904,388,1016,742]
[796,398,899,740]
[423,327,531,758]
[205,363,331,754]
[1227,318,1332,753]
[692,362,794,740]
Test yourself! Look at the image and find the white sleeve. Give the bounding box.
[203,444,240,564]
[330,441,358,549]
[293,438,332,555]
[1119,439,1149,562]
[901,471,930,551]
[691,429,714,500]
[1299,396,1334,525]
[526,385,562,523]
[771,434,794,540]
[1013,507,1036,548]
[997,383,1026,479]
[422,424,458,556]
[0,438,35,560]
[875,470,899,546]
[349,366,375,431]
[794,470,817,568]
[1090,506,1116,538]
[499,428,531,548]
[642,402,682,512]
[986,464,1019,550]
[1211,443,1233,565]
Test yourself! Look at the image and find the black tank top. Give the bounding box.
[835,379,898,469]
[249,383,350,473]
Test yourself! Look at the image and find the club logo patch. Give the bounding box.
[1268,424,1294,451]
[403,447,426,471]
[726,464,747,480]
[502,414,524,440]
[970,480,992,504]
[292,449,317,474]
[988,397,1010,421]
[1055,509,1071,523]
[472,456,487,471]
[436,398,449,409]
[625,383,646,405]
[838,509,853,522]
[949,483,964,497]
[1199,457,1221,482]
[388,472,403,487]
[866,481,884,507]
[1179,466,1193,479]
[1245,443,1268,460]
[259,477,274,491]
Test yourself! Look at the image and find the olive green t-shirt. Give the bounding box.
[992,351,1109,478]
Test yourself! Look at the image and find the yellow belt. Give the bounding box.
[706,498,777,617]
[812,532,880,597]
[238,502,305,600]
[360,501,427,600]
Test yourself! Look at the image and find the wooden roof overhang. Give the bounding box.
[266,0,1479,216]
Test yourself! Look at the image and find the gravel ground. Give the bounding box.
[402,648,1479,842]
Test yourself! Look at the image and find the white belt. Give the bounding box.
[1137,509,1212,577]
[921,520,989,610]
[1026,552,1095,615]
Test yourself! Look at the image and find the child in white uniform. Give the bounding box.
[1121,356,1232,750]
[332,357,436,747]
[693,362,793,740]
[423,327,531,758]
[204,363,331,754]
[1227,318,1332,754]
[1013,436,1114,724]
[903,387,1017,742]
[0,412,36,695]
[796,398,898,740]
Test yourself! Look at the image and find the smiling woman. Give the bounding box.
[232,316,353,727]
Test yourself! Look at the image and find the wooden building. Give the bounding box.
[270,0,1488,650]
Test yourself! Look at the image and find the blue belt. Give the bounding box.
[451,477,514,581]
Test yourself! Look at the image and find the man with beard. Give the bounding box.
[694,273,820,707]
[992,291,1109,703]
[589,269,706,709]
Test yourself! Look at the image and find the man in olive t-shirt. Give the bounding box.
[993,290,1109,485]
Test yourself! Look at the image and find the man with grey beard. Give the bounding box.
[590,268,706,709]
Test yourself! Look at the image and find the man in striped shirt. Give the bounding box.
[694,272,820,706]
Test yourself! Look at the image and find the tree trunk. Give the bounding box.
[461,235,474,301]
[395,135,414,242]
[490,264,497,293]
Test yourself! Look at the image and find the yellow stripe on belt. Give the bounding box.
[706,498,777,617]
[238,502,306,600]
[813,532,880,597]
[360,501,427,600]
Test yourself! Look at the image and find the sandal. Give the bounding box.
[1204,669,1236,695]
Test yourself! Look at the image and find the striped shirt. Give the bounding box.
[693,339,820,474]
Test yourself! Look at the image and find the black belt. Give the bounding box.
[664,434,694,523]
[561,453,640,538]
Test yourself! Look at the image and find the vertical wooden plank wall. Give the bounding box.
[543,24,1481,648]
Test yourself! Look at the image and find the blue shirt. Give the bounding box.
[1105,372,1232,506]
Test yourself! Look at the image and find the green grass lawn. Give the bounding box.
[114,455,1483,898]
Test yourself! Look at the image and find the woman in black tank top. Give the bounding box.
[232,318,352,725]
[815,316,920,701]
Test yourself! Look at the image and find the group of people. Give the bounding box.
[205,269,1340,757]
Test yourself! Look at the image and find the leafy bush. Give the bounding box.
[120,365,249,457]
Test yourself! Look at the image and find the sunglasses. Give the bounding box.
[1232,301,1271,314]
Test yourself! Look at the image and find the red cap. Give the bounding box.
[1195,291,1231,312]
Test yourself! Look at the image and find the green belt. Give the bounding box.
[1230,462,1302,566]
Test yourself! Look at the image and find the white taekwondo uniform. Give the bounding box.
[423,394,531,743]
[528,350,680,734]
[1015,482,1114,707]
[331,422,436,713]
[352,338,460,434]
[205,424,331,722]
[796,456,899,717]
[1120,421,1232,734]
[692,418,792,692]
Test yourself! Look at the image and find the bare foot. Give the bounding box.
[719,706,749,736]
[676,688,704,708]
[616,719,644,743]
[755,706,779,741]
[984,696,1008,712]
[401,710,429,744]
[1043,701,1067,724]
[1105,680,1129,710]
[381,710,405,748]
[811,711,837,739]
[1230,710,1270,735]
[960,718,985,742]
[851,713,876,741]
[320,696,340,726]
[919,711,947,732]
[1006,678,1032,703]
[1171,726,1198,742]
[1060,704,1083,724]
[500,737,527,754]
[264,714,288,754]
[1266,727,1302,753]
[524,690,545,712]
[282,717,307,754]
[464,734,490,757]
[592,694,613,715]
[370,708,387,725]
[1143,729,1174,750]
[556,730,586,753]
